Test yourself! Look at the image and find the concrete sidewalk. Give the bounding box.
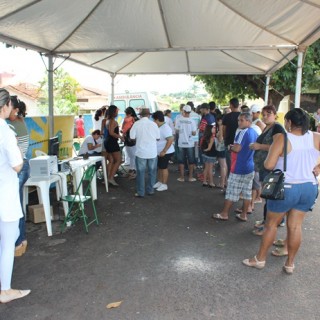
[2,166,320,320]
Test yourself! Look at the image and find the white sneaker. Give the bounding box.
[156,184,168,191]
[153,181,162,189]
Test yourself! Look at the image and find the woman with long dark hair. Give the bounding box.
[200,124,217,187]
[122,107,139,179]
[103,105,124,186]
[243,108,320,274]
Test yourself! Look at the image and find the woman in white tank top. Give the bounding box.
[243,108,320,274]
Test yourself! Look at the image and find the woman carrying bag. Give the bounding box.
[243,108,320,274]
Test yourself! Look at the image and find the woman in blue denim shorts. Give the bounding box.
[243,108,320,274]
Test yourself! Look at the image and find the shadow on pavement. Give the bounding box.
[2,165,320,320]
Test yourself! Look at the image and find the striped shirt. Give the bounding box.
[7,118,29,158]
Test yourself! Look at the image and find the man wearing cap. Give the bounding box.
[250,104,265,133]
[175,105,197,182]
[187,101,201,168]
[130,107,160,197]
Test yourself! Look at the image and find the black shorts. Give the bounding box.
[216,150,226,158]
[157,153,174,169]
[104,138,120,153]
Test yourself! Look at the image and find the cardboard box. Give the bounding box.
[28,204,53,223]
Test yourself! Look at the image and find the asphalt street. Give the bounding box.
[2,165,320,320]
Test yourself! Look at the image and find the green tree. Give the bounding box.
[194,39,320,107]
[37,68,81,115]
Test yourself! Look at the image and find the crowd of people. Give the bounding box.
[76,100,320,276]
[1,86,320,304]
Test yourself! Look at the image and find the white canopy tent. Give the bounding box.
[1,0,320,135]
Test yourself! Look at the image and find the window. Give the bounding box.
[129,99,145,109]
[114,100,126,112]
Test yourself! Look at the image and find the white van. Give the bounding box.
[111,92,159,113]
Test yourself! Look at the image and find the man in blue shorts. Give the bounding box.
[212,112,258,221]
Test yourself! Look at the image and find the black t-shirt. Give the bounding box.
[256,122,285,144]
[222,111,241,146]
[254,122,285,172]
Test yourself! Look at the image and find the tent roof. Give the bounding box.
[1,0,320,75]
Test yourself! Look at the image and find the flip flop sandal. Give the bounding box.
[273,239,285,247]
[212,213,228,221]
[235,214,247,222]
[235,208,252,214]
[252,227,264,236]
[272,247,288,257]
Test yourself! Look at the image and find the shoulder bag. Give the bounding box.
[260,133,287,200]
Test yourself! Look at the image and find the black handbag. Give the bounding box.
[260,133,287,200]
[124,128,136,147]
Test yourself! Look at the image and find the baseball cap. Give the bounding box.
[250,104,262,113]
[183,105,192,113]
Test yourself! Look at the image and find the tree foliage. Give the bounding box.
[158,84,210,111]
[194,39,320,107]
[37,68,81,115]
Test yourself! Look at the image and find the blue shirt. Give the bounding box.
[231,127,258,174]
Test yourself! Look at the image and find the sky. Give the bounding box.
[0,44,201,94]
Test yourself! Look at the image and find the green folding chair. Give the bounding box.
[73,141,81,156]
[61,165,99,233]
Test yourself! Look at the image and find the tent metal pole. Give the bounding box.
[294,51,304,108]
[110,73,115,104]
[48,55,54,137]
[264,74,271,105]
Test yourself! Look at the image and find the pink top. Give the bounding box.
[122,116,135,134]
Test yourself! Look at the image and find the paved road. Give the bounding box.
[2,166,320,320]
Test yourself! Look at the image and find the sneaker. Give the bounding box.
[156,184,168,191]
[279,221,286,227]
[153,181,162,189]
